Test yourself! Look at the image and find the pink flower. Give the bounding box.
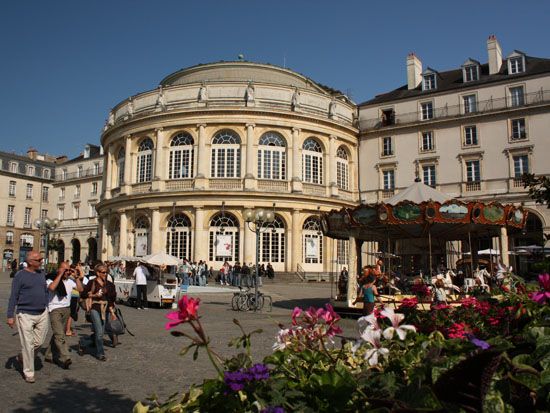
[432,303,450,310]
[398,297,418,310]
[165,295,200,330]
[529,273,550,305]
[321,304,339,324]
[460,297,478,308]
[291,307,302,325]
[447,322,468,339]
[538,273,550,290]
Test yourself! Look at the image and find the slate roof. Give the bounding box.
[360,56,550,106]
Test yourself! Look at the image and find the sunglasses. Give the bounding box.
[96,270,107,274]
[29,258,44,262]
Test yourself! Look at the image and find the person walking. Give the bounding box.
[266,263,274,280]
[45,262,84,369]
[6,251,50,383]
[133,262,149,310]
[353,274,380,316]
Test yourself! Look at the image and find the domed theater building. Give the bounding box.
[97,62,358,273]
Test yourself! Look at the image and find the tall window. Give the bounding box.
[509,57,524,74]
[166,214,192,260]
[20,233,34,248]
[421,102,433,120]
[75,184,81,198]
[93,162,100,175]
[303,217,322,264]
[302,138,323,185]
[509,86,525,107]
[6,231,14,245]
[58,206,64,220]
[43,169,50,179]
[383,170,395,190]
[42,186,49,202]
[62,169,67,180]
[422,73,436,90]
[336,146,349,190]
[24,207,32,227]
[210,130,241,178]
[466,160,481,182]
[260,215,286,263]
[136,138,154,183]
[134,216,150,257]
[73,204,80,219]
[169,133,194,179]
[464,126,478,146]
[91,182,98,195]
[77,165,83,177]
[7,205,15,225]
[336,239,349,265]
[463,65,479,82]
[41,209,48,219]
[463,94,477,113]
[511,118,527,140]
[59,187,65,200]
[89,203,97,218]
[9,162,18,173]
[423,165,436,187]
[27,165,35,176]
[209,213,240,262]
[258,132,287,180]
[420,131,434,152]
[513,155,529,178]
[382,137,393,156]
[26,184,33,200]
[9,181,15,197]
[117,147,125,187]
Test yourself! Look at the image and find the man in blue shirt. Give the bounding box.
[6,251,49,383]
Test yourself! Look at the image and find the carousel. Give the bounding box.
[321,180,528,314]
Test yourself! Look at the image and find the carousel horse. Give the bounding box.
[473,267,490,292]
[431,271,461,293]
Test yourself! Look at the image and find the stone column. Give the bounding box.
[500,226,510,266]
[244,123,256,190]
[122,135,132,195]
[100,218,108,261]
[194,124,208,189]
[152,128,166,191]
[151,208,160,253]
[243,218,254,266]
[194,207,205,262]
[119,211,128,256]
[291,128,302,192]
[290,209,301,271]
[104,147,112,200]
[328,135,338,197]
[347,236,358,307]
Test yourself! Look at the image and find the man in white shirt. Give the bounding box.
[133,262,150,310]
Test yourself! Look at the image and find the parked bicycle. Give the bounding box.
[231,287,272,312]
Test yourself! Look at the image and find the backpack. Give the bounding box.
[105,307,134,336]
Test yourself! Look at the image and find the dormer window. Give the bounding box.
[422,72,437,91]
[462,58,480,82]
[507,52,526,74]
[84,145,90,159]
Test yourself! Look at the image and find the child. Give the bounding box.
[433,279,448,306]
[353,275,380,316]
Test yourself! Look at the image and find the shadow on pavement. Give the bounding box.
[272,297,331,310]
[12,379,135,413]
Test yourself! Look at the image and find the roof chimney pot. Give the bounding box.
[407,53,423,90]
[487,35,503,75]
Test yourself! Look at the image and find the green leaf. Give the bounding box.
[193,346,199,361]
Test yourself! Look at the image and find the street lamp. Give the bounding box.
[34,217,59,267]
[244,207,275,311]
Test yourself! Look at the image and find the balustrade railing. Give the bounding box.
[166,180,193,191]
[257,179,289,192]
[302,183,327,197]
[208,179,242,190]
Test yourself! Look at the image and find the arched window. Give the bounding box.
[169,133,194,179]
[336,146,349,190]
[20,233,34,248]
[302,138,323,185]
[6,231,14,245]
[117,147,125,187]
[209,213,240,262]
[210,130,241,178]
[302,217,322,264]
[134,216,150,257]
[136,138,154,183]
[166,213,192,260]
[258,132,287,180]
[260,215,286,263]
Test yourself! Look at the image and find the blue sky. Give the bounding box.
[1,0,549,158]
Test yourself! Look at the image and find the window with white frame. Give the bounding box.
[336,146,349,190]
[302,138,323,185]
[41,209,47,220]
[134,216,150,257]
[75,184,81,198]
[210,130,241,178]
[20,233,34,247]
[382,137,393,156]
[59,187,65,200]
[77,165,83,177]
[464,126,478,146]
[466,160,481,182]
[169,132,194,179]
[24,207,32,227]
[258,132,287,180]
[73,204,80,219]
[26,184,33,200]
[62,169,67,180]
[511,118,527,140]
[27,165,35,176]
[463,94,477,113]
[421,102,433,120]
[260,215,286,263]
[509,86,525,107]
[91,182,98,195]
[9,181,15,197]
[420,131,434,152]
[42,186,49,202]
[508,56,525,74]
[7,205,14,225]
[136,138,154,182]
[93,162,100,175]
[208,213,240,262]
[303,217,323,264]
[9,162,18,173]
[58,206,64,220]
[423,165,437,187]
[463,65,479,82]
[89,203,97,218]
[43,169,50,179]
[422,73,436,90]
[336,239,349,265]
[513,155,529,178]
[6,231,14,244]
[166,214,192,260]
[383,170,395,190]
[117,147,125,187]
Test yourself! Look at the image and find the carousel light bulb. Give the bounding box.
[34,219,42,228]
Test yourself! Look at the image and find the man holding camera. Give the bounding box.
[6,251,49,383]
[45,262,84,369]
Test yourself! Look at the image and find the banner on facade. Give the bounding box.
[135,235,148,257]
[216,234,232,257]
[305,237,319,259]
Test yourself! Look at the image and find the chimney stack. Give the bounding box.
[27,147,38,160]
[487,35,502,75]
[407,53,422,90]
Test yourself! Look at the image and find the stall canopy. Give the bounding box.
[143,252,180,266]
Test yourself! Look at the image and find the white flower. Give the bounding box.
[358,313,380,332]
[380,307,416,340]
[364,347,390,366]
[360,328,389,366]
[273,328,291,350]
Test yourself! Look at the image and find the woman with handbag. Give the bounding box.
[80,263,118,361]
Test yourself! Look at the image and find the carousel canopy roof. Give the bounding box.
[385,180,450,205]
